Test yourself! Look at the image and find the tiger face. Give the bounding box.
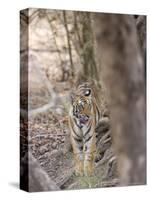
[72,95,92,128]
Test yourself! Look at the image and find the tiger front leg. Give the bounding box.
[83,133,96,177]
[73,153,84,176]
[69,116,84,176]
[71,139,84,176]
[70,132,84,176]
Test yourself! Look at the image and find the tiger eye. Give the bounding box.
[84,89,91,96]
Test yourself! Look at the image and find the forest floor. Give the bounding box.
[20,81,119,191]
[28,112,118,190]
[22,81,119,190]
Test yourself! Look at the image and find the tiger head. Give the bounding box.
[71,83,94,128]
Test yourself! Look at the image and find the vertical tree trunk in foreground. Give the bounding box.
[94,14,146,185]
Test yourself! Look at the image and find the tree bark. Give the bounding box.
[94,13,146,185]
[78,12,99,83]
[63,11,74,77]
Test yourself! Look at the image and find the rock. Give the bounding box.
[28,152,60,192]
[51,142,58,149]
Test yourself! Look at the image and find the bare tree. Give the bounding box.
[94,13,146,185]
[63,11,74,77]
[80,12,99,82]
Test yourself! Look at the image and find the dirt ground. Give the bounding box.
[26,113,118,190]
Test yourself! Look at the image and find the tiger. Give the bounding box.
[69,82,101,176]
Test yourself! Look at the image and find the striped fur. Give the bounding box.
[69,82,101,176]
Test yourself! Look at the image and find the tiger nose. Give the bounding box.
[74,110,79,118]
[73,109,77,115]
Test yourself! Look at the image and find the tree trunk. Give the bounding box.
[79,12,99,82]
[63,11,74,77]
[94,13,146,185]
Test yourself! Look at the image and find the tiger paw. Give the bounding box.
[74,161,84,176]
[74,165,84,176]
[84,161,94,177]
[74,169,84,177]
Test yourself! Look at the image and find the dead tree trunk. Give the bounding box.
[94,14,146,185]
